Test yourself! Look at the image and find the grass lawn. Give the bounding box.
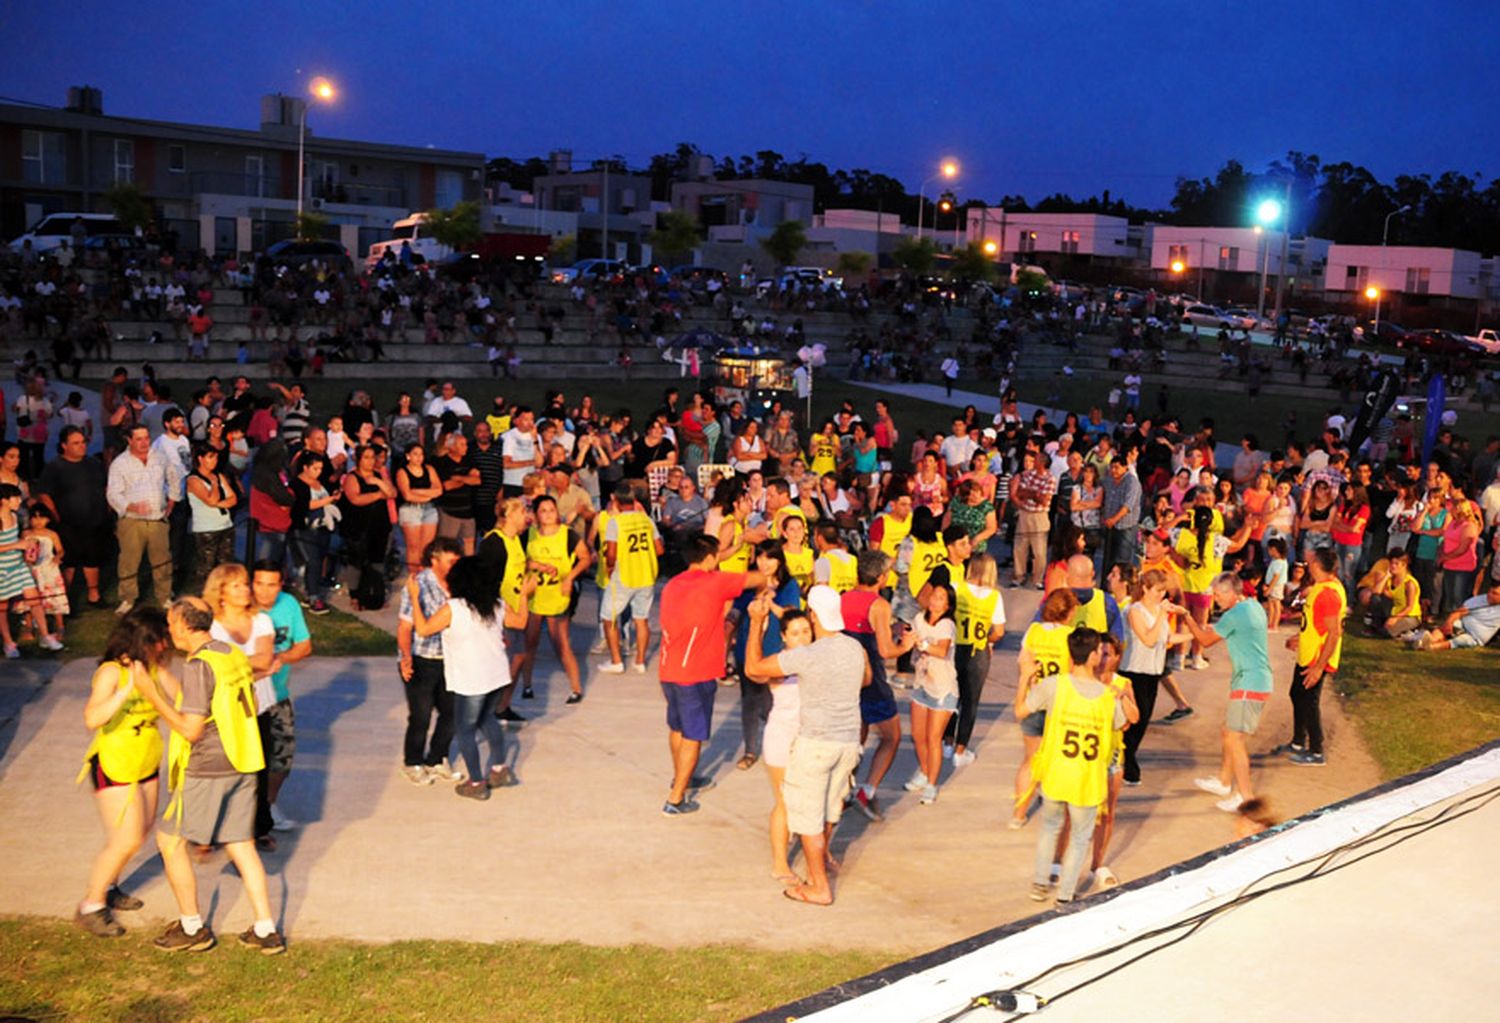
[0,916,891,1023]
[52,601,393,664]
[1334,633,1500,780]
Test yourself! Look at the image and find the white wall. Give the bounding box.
[1148,225,1288,275]
[1323,244,1482,299]
[967,210,1131,259]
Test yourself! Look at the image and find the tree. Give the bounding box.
[761,220,807,268]
[295,210,329,242]
[891,236,936,275]
[550,234,577,266]
[836,250,872,277]
[950,242,995,285]
[648,210,701,265]
[424,200,483,251]
[104,182,152,233]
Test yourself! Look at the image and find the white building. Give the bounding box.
[966,209,1132,262]
[1147,225,1290,277]
[1323,244,1484,300]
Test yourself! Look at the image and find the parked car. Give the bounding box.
[1401,328,1479,358]
[1181,303,1232,328]
[550,258,629,285]
[669,265,730,290]
[8,212,132,254]
[628,263,670,286]
[1465,328,1500,354]
[1356,320,1410,347]
[264,239,351,271]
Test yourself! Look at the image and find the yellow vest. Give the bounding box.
[1022,621,1073,682]
[1175,527,1223,593]
[907,538,947,597]
[819,549,858,593]
[875,512,912,588]
[612,510,659,588]
[486,412,512,436]
[527,525,575,616]
[1033,673,1116,807]
[496,531,527,611]
[784,545,814,596]
[955,580,1001,648]
[593,509,614,587]
[80,662,163,785]
[719,518,750,573]
[1071,589,1110,635]
[809,436,839,474]
[1298,577,1347,670]
[167,644,265,799]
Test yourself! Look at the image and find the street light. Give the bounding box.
[983,240,998,256]
[297,76,337,227]
[1374,204,1412,332]
[916,158,959,241]
[1254,198,1283,322]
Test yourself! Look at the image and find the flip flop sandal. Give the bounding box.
[736,754,759,770]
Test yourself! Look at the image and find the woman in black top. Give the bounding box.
[342,445,397,610]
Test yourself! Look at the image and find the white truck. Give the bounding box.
[1465,328,1500,355]
[364,213,451,271]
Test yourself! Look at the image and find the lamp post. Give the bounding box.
[916,159,958,241]
[296,76,336,230]
[1255,198,1283,322]
[1375,204,1412,332]
[1269,180,1293,327]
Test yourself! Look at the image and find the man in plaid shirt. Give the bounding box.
[1011,450,1055,589]
[396,537,464,785]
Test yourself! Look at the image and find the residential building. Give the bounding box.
[967,209,1134,264]
[1323,244,1484,301]
[670,177,814,242]
[0,86,484,256]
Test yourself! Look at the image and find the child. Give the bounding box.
[0,484,63,657]
[1283,561,1309,617]
[22,501,68,639]
[325,416,349,474]
[1263,538,1289,631]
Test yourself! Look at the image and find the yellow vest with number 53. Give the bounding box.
[1032,673,1115,807]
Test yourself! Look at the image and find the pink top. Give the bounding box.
[1441,519,1478,571]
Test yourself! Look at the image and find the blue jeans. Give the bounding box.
[253,528,288,569]
[1033,799,1098,901]
[451,688,505,781]
[1335,542,1363,593]
[292,528,331,600]
[1441,568,1476,617]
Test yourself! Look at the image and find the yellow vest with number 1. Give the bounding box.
[1033,673,1115,807]
[527,525,575,616]
[165,644,265,822]
[1298,577,1347,670]
[876,512,911,587]
[955,580,1000,648]
[719,518,750,573]
[78,662,163,786]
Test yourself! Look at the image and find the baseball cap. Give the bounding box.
[806,585,845,632]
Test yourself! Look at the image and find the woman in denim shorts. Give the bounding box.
[396,444,443,577]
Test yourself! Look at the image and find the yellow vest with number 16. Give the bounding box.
[955,580,1001,648]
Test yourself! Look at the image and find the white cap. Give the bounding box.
[806,585,845,632]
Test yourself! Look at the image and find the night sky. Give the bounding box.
[4,1,1496,208]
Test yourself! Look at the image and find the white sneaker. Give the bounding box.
[1194,655,1211,669]
[427,761,458,781]
[919,784,939,805]
[40,635,65,652]
[598,662,625,675]
[1094,865,1120,889]
[589,637,609,655]
[401,765,433,786]
[1194,776,1233,797]
[1216,794,1245,813]
[952,749,977,768]
[631,662,647,675]
[269,805,299,832]
[115,600,135,616]
[903,770,929,792]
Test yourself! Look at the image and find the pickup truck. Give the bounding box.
[1466,328,1500,354]
[365,213,549,272]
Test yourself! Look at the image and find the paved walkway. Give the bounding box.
[0,584,1381,953]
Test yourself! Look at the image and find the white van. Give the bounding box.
[8,212,130,254]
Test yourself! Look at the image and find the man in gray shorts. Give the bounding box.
[133,598,286,955]
[745,585,870,906]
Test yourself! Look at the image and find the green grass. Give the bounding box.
[1334,633,1500,780]
[0,916,892,1023]
[56,603,393,664]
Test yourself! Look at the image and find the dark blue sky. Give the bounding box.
[4,1,1496,208]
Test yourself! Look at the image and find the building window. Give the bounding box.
[113,139,135,184]
[1346,265,1368,290]
[434,169,463,209]
[1217,246,1239,271]
[1060,230,1080,255]
[1168,243,1189,268]
[246,155,264,198]
[1404,267,1431,294]
[168,145,186,173]
[22,129,67,185]
[1018,231,1037,253]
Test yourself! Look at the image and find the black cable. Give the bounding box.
[949,781,1500,1018]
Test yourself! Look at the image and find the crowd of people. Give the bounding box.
[37,339,1496,941]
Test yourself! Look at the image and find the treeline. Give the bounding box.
[485,146,1500,254]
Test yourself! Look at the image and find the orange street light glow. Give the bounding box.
[1170,260,1186,274]
[940,160,958,178]
[1365,285,1380,300]
[983,240,998,255]
[310,77,336,101]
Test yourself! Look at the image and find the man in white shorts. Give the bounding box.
[599,484,664,674]
[745,585,869,907]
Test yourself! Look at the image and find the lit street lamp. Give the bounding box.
[1374,204,1412,332]
[1254,198,1283,321]
[297,76,337,227]
[916,159,958,241]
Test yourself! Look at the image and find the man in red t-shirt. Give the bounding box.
[657,534,762,815]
